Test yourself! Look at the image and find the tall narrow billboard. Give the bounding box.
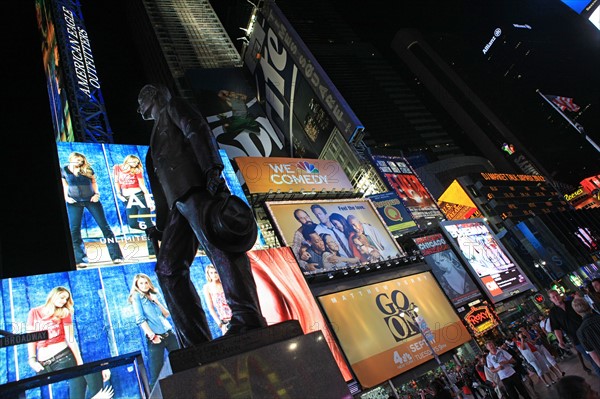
[440,219,535,303]
[244,1,363,158]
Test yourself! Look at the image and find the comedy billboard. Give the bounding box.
[440,219,535,303]
[318,272,471,388]
[413,234,481,307]
[235,157,353,194]
[265,199,406,275]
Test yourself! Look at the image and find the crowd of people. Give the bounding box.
[414,280,600,399]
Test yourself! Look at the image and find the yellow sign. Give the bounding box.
[235,157,354,194]
[319,272,471,388]
[438,180,482,220]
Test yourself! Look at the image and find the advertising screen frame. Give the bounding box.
[316,271,471,388]
[264,199,406,275]
[440,219,535,303]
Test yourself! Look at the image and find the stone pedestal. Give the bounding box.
[150,321,351,398]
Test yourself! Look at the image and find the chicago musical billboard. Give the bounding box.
[265,199,406,274]
[440,219,535,303]
[318,272,471,388]
[413,234,481,307]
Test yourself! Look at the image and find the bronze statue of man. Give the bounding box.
[137,84,266,347]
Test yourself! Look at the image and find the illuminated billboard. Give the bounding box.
[440,219,535,303]
[265,199,406,274]
[57,142,261,269]
[371,155,444,227]
[36,0,113,142]
[235,157,353,194]
[243,2,363,159]
[318,272,471,388]
[462,305,499,337]
[438,180,482,220]
[0,247,352,396]
[36,0,75,141]
[367,192,418,235]
[413,234,481,307]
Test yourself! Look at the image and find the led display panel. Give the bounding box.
[413,234,481,307]
[440,219,535,303]
[318,272,471,388]
[0,247,353,395]
[367,192,418,235]
[57,142,262,269]
[371,155,444,227]
[265,199,406,275]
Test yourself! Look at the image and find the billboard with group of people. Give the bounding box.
[265,199,406,275]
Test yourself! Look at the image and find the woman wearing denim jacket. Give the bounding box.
[129,273,179,387]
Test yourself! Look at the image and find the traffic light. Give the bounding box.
[534,293,544,303]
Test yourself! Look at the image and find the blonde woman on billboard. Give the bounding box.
[203,264,232,334]
[351,234,383,263]
[61,151,124,268]
[27,286,105,399]
[129,273,179,388]
[320,233,360,270]
[113,154,156,256]
[347,215,396,259]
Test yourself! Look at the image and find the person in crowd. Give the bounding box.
[301,224,326,271]
[129,273,179,387]
[454,364,484,399]
[27,287,105,399]
[548,289,600,375]
[62,152,124,268]
[592,278,600,296]
[113,154,156,256]
[486,340,532,399]
[480,353,505,399]
[311,205,352,257]
[419,378,453,399]
[320,233,360,270]
[572,297,600,369]
[526,323,565,379]
[555,375,600,399]
[203,264,232,335]
[516,329,557,387]
[583,282,600,312]
[291,209,316,270]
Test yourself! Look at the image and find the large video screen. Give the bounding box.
[413,234,481,307]
[440,220,535,303]
[371,155,444,227]
[0,247,352,395]
[265,199,406,275]
[318,272,471,388]
[57,142,263,269]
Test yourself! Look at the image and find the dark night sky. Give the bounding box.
[2,0,599,277]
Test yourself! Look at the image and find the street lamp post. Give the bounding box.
[534,259,556,286]
[400,302,462,398]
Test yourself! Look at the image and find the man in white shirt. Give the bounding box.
[486,341,532,399]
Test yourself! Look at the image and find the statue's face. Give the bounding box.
[137,86,157,120]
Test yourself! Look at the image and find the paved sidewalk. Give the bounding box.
[527,351,600,398]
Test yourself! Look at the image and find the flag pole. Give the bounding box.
[537,89,600,153]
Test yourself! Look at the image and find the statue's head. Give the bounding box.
[137,84,171,120]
